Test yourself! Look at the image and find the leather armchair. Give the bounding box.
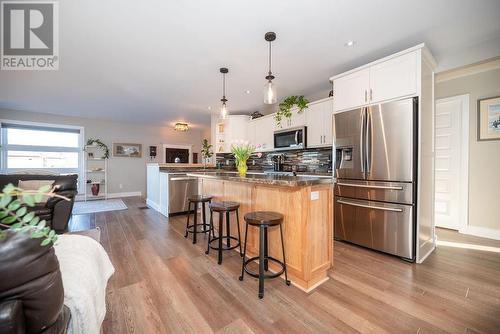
[0,231,70,334]
[0,174,78,233]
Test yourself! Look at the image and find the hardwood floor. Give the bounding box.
[69,197,500,334]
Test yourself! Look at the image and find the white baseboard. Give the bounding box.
[146,198,160,212]
[460,226,500,241]
[108,191,142,199]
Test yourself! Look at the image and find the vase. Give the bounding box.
[237,159,248,177]
[91,183,100,196]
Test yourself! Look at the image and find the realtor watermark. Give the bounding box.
[1,1,59,70]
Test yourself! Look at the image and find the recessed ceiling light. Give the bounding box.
[207,106,212,110]
[245,90,251,94]
[344,40,356,47]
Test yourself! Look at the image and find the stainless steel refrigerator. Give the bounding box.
[333,97,418,261]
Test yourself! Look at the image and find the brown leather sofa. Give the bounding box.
[0,174,78,233]
[0,230,70,334]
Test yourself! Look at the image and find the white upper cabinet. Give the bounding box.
[215,115,248,153]
[331,50,420,112]
[251,115,276,152]
[278,108,307,129]
[306,98,333,147]
[332,68,370,112]
[369,51,417,104]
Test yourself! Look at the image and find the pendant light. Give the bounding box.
[220,67,229,119]
[263,32,277,104]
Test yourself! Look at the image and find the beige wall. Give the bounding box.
[436,67,500,233]
[0,109,207,196]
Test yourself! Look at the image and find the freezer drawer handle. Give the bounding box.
[336,183,404,190]
[337,199,403,212]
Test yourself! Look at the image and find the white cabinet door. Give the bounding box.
[333,68,369,112]
[369,51,417,103]
[290,109,306,128]
[247,120,256,147]
[322,99,333,145]
[306,103,325,147]
[254,116,275,151]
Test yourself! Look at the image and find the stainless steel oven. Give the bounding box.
[273,126,306,151]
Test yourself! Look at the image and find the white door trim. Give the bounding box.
[435,94,469,233]
[162,143,193,164]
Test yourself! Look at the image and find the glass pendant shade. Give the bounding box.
[263,80,277,104]
[221,103,228,119]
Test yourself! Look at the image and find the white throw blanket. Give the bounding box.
[54,234,115,334]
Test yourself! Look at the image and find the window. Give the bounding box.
[0,121,83,183]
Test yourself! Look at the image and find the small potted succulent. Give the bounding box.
[230,140,255,177]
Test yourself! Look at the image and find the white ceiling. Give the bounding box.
[1,0,500,128]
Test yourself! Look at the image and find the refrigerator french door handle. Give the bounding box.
[337,199,404,212]
[336,183,404,190]
[360,107,366,175]
[366,107,372,174]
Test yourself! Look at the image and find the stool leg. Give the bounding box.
[258,225,265,299]
[226,211,231,248]
[193,201,198,244]
[210,201,215,239]
[184,201,191,238]
[239,222,249,281]
[236,209,242,256]
[202,202,208,233]
[206,209,214,255]
[280,224,291,286]
[218,212,223,265]
[263,226,269,271]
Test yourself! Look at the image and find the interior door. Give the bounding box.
[366,98,415,182]
[333,108,365,180]
[434,96,467,230]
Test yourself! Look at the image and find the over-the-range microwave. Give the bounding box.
[273,126,306,151]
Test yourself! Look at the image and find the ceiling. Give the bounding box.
[1,0,500,129]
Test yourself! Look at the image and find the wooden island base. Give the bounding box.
[199,178,333,292]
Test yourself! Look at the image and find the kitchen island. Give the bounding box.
[188,172,333,292]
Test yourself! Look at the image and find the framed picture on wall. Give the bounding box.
[478,96,500,141]
[113,143,142,157]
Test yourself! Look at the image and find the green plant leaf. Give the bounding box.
[22,211,35,223]
[11,222,23,230]
[0,211,8,219]
[16,206,27,217]
[29,216,40,226]
[2,216,17,224]
[37,220,46,229]
[49,230,55,238]
[7,199,21,211]
[38,184,52,193]
[34,194,43,202]
[41,238,51,246]
[31,230,45,238]
[23,195,35,207]
[0,194,12,207]
[2,184,15,194]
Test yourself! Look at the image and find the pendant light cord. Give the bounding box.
[268,41,272,75]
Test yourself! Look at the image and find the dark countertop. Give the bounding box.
[185,172,333,187]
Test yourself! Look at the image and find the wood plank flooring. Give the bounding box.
[69,197,500,334]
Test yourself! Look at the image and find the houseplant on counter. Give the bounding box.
[201,138,213,168]
[231,140,255,177]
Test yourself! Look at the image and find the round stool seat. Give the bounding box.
[210,201,240,212]
[188,195,213,203]
[244,211,283,226]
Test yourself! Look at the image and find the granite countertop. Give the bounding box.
[186,172,332,187]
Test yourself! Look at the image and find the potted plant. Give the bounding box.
[201,138,213,168]
[274,95,309,127]
[231,140,255,177]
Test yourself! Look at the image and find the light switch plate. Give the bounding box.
[310,191,319,201]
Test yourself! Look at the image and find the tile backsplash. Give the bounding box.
[216,147,332,174]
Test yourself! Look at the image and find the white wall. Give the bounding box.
[0,109,208,197]
[436,65,500,238]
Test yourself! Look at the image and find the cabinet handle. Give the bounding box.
[364,90,367,102]
[320,135,323,144]
[370,89,373,101]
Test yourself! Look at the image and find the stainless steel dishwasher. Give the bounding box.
[167,173,198,215]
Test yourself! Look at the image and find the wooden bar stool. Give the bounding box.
[184,195,213,244]
[239,211,290,299]
[206,201,242,265]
